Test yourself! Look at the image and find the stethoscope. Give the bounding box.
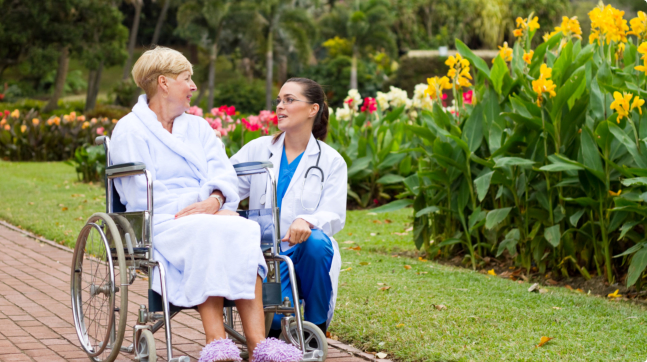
[260,140,325,211]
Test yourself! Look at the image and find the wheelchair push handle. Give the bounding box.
[106,162,147,179]
[233,161,273,176]
[95,136,107,146]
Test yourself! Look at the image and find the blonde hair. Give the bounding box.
[131,46,193,98]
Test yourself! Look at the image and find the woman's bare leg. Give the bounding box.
[235,276,265,360]
[198,296,227,344]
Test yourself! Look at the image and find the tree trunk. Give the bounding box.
[122,0,143,80]
[43,46,70,112]
[350,47,358,90]
[265,31,274,111]
[207,41,218,111]
[188,42,199,64]
[151,0,171,45]
[193,80,208,106]
[242,57,253,81]
[423,5,433,40]
[85,61,103,112]
[277,55,287,87]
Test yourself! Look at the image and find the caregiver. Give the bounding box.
[111,47,301,362]
[231,78,347,337]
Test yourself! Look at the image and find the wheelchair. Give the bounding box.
[69,136,327,362]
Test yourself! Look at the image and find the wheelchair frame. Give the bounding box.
[69,135,325,362]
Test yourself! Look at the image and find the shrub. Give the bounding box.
[66,144,106,183]
[210,78,267,114]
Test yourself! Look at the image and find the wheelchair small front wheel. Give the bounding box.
[279,321,328,361]
[70,213,128,362]
[136,329,157,362]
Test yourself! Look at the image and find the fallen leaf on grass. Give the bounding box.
[370,233,377,236]
[528,283,540,292]
[404,227,413,232]
[396,323,405,328]
[539,288,548,294]
[348,232,353,235]
[342,240,355,244]
[372,220,383,224]
[341,267,352,272]
[377,283,385,286]
[576,288,584,293]
[346,246,361,251]
[487,269,496,276]
[546,279,559,286]
[359,262,370,265]
[61,207,68,211]
[536,336,553,348]
[393,232,408,236]
[28,202,34,205]
[565,285,573,290]
[367,212,377,215]
[75,217,83,221]
[403,265,412,270]
[552,307,561,310]
[417,272,428,275]
[379,286,391,291]
[71,194,85,197]
[434,304,447,311]
[376,352,388,359]
[384,219,392,224]
[418,257,428,262]
[608,289,622,298]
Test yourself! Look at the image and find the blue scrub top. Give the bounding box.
[276,146,304,211]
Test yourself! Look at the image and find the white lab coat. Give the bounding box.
[230,132,346,325]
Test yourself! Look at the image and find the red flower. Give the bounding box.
[3,110,8,117]
[242,118,261,132]
[0,94,4,101]
[219,105,236,116]
[373,199,379,205]
[360,97,377,114]
[463,90,473,105]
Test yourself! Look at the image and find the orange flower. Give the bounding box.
[523,50,534,65]
[82,121,90,129]
[20,125,27,132]
[78,115,86,122]
[32,118,39,126]
[3,124,9,131]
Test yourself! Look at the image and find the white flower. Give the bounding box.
[344,89,362,112]
[413,83,434,111]
[376,91,390,111]
[387,86,411,109]
[409,110,418,119]
[335,105,352,121]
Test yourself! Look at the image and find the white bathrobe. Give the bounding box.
[111,95,266,307]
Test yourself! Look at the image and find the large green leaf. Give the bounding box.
[372,199,414,213]
[405,124,435,143]
[569,209,586,227]
[485,207,512,229]
[551,41,573,87]
[622,177,647,186]
[497,229,520,257]
[347,156,371,178]
[376,174,405,184]
[608,122,647,168]
[544,224,561,247]
[490,55,508,95]
[529,32,563,77]
[627,246,647,287]
[581,126,604,175]
[455,39,491,78]
[474,171,494,202]
[415,206,440,217]
[462,103,484,153]
[494,157,536,169]
[551,66,585,121]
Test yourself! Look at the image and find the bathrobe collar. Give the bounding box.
[132,94,207,182]
[268,132,322,199]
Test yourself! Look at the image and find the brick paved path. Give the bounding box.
[0,224,376,362]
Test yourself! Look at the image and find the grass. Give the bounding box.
[1,161,646,361]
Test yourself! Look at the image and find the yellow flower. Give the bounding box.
[82,121,90,129]
[607,289,622,298]
[447,68,457,78]
[638,42,647,60]
[513,28,523,38]
[635,59,647,74]
[425,76,452,100]
[528,16,540,32]
[445,55,458,68]
[589,4,629,44]
[459,67,472,80]
[543,30,558,42]
[555,16,583,40]
[514,15,540,39]
[10,109,19,118]
[70,111,77,121]
[589,30,600,44]
[616,42,626,61]
[495,42,513,63]
[610,91,633,121]
[457,76,472,88]
[78,115,86,122]
[516,17,526,28]
[628,11,647,40]
[32,118,39,126]
[523,50,534,65]
[532,64,556,106]
[20,125,26,133]
[631,96,645,114]
[609,190,622,197]
[539,64,552,79]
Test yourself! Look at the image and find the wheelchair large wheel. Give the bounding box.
[280,321,328,361]
[70,213,129,362]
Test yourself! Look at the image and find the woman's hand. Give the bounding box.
[175,198,221,219]
[281,218,312,246]
[214,209,239,216]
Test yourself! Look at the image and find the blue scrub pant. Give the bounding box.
[271,229,334,329]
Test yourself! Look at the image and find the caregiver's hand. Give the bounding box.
[282,218,312,246]
[175,198,221,219]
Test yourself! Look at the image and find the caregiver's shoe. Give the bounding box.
[198,339,242,362]
[251,338,303,362]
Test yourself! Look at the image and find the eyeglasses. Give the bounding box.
[272,97,315,107]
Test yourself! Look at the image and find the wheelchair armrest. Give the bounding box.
[106,162,147,179]
[233,161,273,176]
[95,136,107,146]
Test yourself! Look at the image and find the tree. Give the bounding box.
[122,0,144,80]
[152,0,173,45]
[78,2,128,111]
[176,0,238,111]
[320,0,395,90]
[247,0,315,110]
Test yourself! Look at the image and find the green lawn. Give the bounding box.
[1,161,646,361]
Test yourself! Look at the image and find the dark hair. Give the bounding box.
[273,77,329,142]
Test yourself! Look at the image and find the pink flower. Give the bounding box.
[360,97,377,113]
[373,199,379,205]
[242,117,261,132]
[96,127,105,135]
[3,110,9,117]
[463,90,473,105]
[187,106,204,116]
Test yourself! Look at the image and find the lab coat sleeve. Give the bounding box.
[296,156,347,236]
[229,142,252,200]
[199,121,240,211]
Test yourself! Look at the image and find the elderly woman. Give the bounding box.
[110,47,301,362]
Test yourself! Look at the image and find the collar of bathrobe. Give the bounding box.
[268,131,322,201]
[132,94,209,184]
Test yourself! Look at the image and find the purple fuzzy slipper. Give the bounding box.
[198,339,242,362]
[251,338,303,362]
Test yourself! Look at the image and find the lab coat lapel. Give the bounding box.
[265,133,284,209]
[284,133,320,198]
[132,95,207,181]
